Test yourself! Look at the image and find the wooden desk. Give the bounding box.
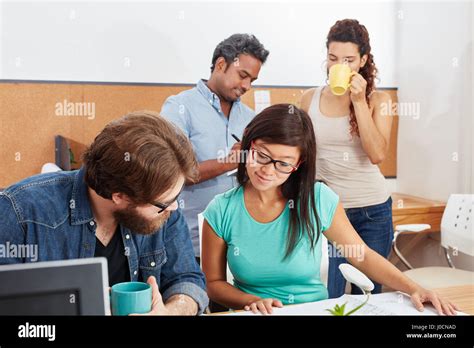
[433,284,474,315]
[391,193,446,233]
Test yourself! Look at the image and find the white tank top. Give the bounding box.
[308,86,389,208]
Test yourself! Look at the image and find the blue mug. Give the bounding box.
[111,281,152,316]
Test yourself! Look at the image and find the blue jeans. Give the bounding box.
[327,197,394,298]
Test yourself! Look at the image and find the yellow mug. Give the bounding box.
[329,64,356,96]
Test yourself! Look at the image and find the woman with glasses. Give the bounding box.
[201,104,458,316]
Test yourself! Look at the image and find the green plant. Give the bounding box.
[326,294,370,316]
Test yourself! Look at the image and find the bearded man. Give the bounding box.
[0,111,209,315]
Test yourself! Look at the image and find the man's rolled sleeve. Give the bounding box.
[160,208,209,315]
[162,281,209,315]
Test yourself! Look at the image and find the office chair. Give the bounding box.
[392,194,474,289]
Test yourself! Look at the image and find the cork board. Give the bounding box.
[0,82,398,188]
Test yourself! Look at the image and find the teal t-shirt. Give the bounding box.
[203,182,339,305]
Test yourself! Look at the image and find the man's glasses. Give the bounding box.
[250,143,300,174]
[151,184,185,214]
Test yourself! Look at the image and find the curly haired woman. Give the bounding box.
[301,19,396,298]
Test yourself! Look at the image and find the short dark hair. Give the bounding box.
[210,33,269,72]
[83,111,198,204]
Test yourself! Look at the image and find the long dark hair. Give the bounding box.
[326,19,378,136]
[237,104,321,259]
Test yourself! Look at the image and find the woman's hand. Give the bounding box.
[349,72,368,104]
[410,286,460,315]
[244,298,283,315]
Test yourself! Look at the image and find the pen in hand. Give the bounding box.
[228,134,242,169]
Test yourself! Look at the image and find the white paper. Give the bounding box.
[254,90,271,114]
[222,292,468,316]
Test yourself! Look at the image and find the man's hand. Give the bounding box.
[225,142,242,167]
[130,276,171,315]
[195,141,242,184]
[130,276,198,316]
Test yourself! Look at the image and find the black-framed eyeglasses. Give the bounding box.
[250,142,301,174]
[151,184,185,214]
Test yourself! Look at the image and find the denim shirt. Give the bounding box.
[0,167,209,314]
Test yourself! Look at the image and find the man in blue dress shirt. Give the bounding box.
[161,34,269,259]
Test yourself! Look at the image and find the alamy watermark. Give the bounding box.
[217,148,246,164]
[18,322,55,341]
[55,99,96,120]
[328,242,365,262]
[0,242,38,262]
[381,99,420,120]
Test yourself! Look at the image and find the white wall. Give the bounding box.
[0,0,397,87]
[396,0,473,200]
[395,0,473,271]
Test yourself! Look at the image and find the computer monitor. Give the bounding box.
[55,135,72,171]
[0,258,110,315]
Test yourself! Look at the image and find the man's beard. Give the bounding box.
[113,204,171,235]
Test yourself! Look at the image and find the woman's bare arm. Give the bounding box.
[201,220,261,310]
